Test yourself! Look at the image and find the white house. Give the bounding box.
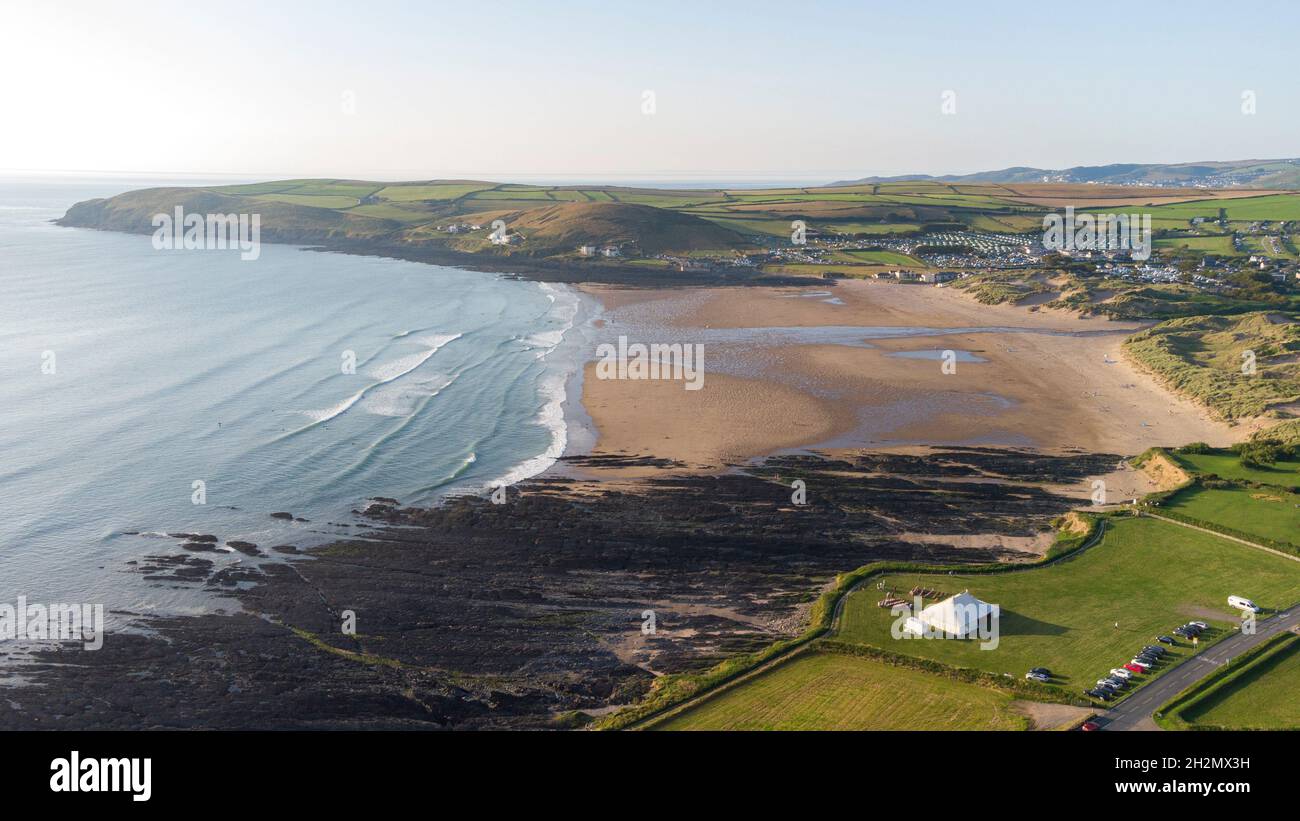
[903,591,996,639]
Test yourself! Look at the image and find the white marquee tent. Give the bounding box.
[903,591,996,639]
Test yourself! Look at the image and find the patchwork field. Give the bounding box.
[1178,635,1300,729]
[654,651,1030,731]
[834,517,1300,698]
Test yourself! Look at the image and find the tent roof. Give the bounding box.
[918,591,993,634]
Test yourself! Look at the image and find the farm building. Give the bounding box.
[903,591,996,639]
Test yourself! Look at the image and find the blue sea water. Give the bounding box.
[0,176,595,618]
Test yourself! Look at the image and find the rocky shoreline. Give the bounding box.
[3,447,1116,730]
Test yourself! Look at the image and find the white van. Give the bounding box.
[1228,595,1261,613]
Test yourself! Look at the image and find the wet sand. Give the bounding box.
[578,279,1240,468]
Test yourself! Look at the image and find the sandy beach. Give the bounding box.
[577,279,1241,469]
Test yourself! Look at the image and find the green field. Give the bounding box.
[1089,194,1300,224]
[655,651,1030,731]
[252,193,366,209]
[839,249,923,266]
[343,203,436,223]
[1153,235,1239,255]
[1178,636,1300,729]
[834,517,1300,696]
[1164,484,1300,547]
[1171,449,1300,487]
[375,183,495,201]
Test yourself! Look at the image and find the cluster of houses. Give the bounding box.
[874,269,961,284]
[439,221,481,234]
[577,244,623,258]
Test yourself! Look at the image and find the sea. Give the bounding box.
[0,175,597,625]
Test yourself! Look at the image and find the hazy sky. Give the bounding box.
[4,0,1297,183]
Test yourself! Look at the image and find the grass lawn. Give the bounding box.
[654,651,1029,731]
[834,517,1300,697]
[1164,484,1300,547]
[1170,449,1300,488]
[1180,635,1300,729]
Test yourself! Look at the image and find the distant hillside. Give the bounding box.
[834,159,1300,189]
[465,202,747,254]
[58,187,400,242]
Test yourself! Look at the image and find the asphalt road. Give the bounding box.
[1101,603,1300,731]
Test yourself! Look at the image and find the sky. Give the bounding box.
[3,0,1298,184]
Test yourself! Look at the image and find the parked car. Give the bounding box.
[1228,596,1261,614]
[1188,621,1209,630]
[1025,671,1050,683]
[1029,667,1051,677]
[1123,663,1145,674]
[1085,689,1111,701]
[1081,720,1101,731]
[1143,645,1167,655]
[1157,635,1176,645]
[1104,677,1128,689]
[1109,668,1133,680]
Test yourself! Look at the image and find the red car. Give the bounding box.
[1081,721,1101,732]
[1123,663,1144,674]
